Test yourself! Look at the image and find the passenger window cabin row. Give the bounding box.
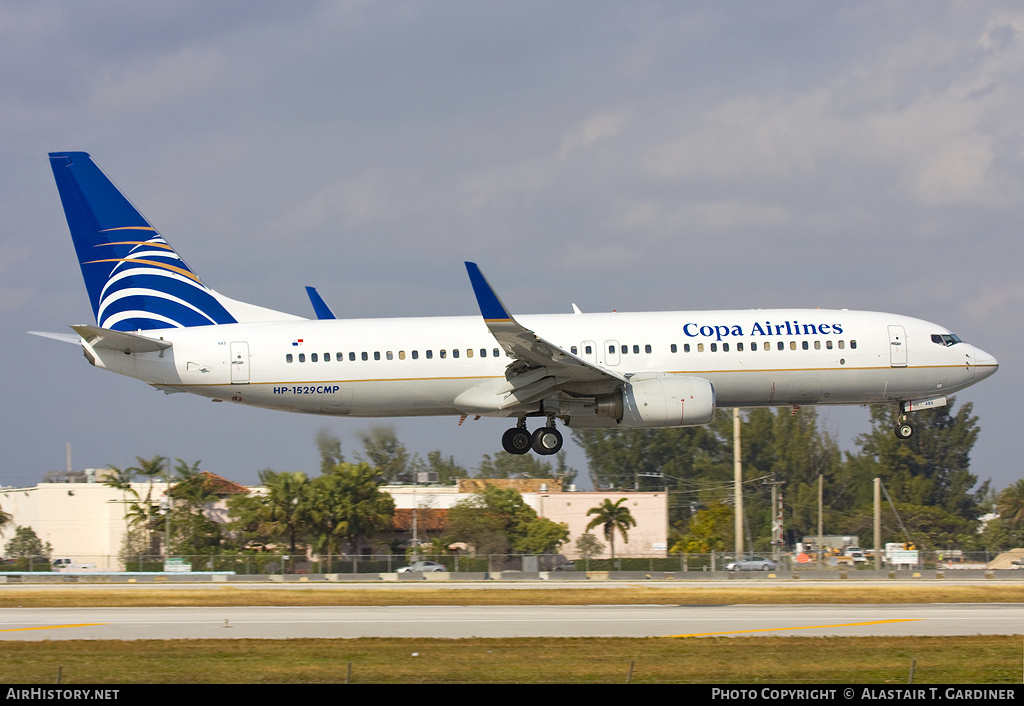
[570,340,858,356]
[286,339,858,363]
[287,348,504,363]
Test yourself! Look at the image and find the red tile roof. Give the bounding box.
[170,471,250,497]
[391,508,448,532]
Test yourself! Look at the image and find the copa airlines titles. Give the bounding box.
[683,320,844,342]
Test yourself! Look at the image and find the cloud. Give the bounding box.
[559,110,629,158]
[274,170,393,233]
[643,12,1024,211]
[87,45,229,118]
[612,198,789,235]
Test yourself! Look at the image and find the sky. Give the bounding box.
[1,1,1018,494]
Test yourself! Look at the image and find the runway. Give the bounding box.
[0,603,1018,640]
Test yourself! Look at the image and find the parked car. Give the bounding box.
[726,557,776,571]
[397,560,447,573]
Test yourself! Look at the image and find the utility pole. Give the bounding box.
[164,457,172,559]
[874,477,881,570]
[412,488,419,561]
[764,477,785,563]
[733,408,743,559]
[817,474,824,570]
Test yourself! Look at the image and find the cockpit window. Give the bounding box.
[931,333,963,347]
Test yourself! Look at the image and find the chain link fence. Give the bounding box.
[3,550,1017,574]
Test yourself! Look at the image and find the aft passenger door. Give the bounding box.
[230,341,250,383]
[887,326,907,368]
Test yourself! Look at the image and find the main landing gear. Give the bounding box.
[893,402,913,439]
[501,418,564,456]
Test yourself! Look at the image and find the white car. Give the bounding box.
[397,560,447,573]
[725,557,776,571]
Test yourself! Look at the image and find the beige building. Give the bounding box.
[532,491,667,558]
[0,476,171,570]
[0,474,667,567]
[389,479,668,558]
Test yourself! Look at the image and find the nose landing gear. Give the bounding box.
[894,421,913,439]
[893,402,914,439]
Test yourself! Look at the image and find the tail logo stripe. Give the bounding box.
[97,289,220,327]
[83,258,202,283]
[95,241,174,250]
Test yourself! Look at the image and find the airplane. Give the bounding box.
[36,151,999,456]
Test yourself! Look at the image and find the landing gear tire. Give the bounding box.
[531,427,563,455]
[894,423,913,439]
[502,427,532,455]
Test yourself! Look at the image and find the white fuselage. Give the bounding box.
[85,307,998,424]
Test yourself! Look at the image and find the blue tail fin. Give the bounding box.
[49,152,247,331]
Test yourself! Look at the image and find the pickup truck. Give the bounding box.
[51,558,98,571]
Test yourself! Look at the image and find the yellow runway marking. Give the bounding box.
[0,623,106,633]
[667,618,922,637]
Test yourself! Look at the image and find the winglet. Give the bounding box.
[464,262,629,386]
[465,262,513,322]
[305,286,337,320]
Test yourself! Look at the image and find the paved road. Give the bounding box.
[0,603,1018,640]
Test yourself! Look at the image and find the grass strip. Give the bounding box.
[0,584,1018,607]
[0,635,1019,684]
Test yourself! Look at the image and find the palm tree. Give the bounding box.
[103,464,141,562]
[256,469,310,554]
[996,480,1024,527]
[585,498,637,559]
[122,455,168,554]
[307,462,395,570]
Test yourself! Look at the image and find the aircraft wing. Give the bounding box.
[464,262,627,388]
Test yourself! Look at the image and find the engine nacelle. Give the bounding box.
[595,375,716,428]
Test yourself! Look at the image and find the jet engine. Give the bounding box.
[592,374,716,428]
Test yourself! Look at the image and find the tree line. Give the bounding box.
[88,431,643,563]
[4,397,1017,561]
[572,398,1024,555]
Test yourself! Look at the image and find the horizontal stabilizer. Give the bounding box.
[28,331,81,345]
[71,325,172,354]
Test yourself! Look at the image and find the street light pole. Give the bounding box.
[733,408,743,560]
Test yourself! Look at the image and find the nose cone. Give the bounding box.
[972,346,999,381]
